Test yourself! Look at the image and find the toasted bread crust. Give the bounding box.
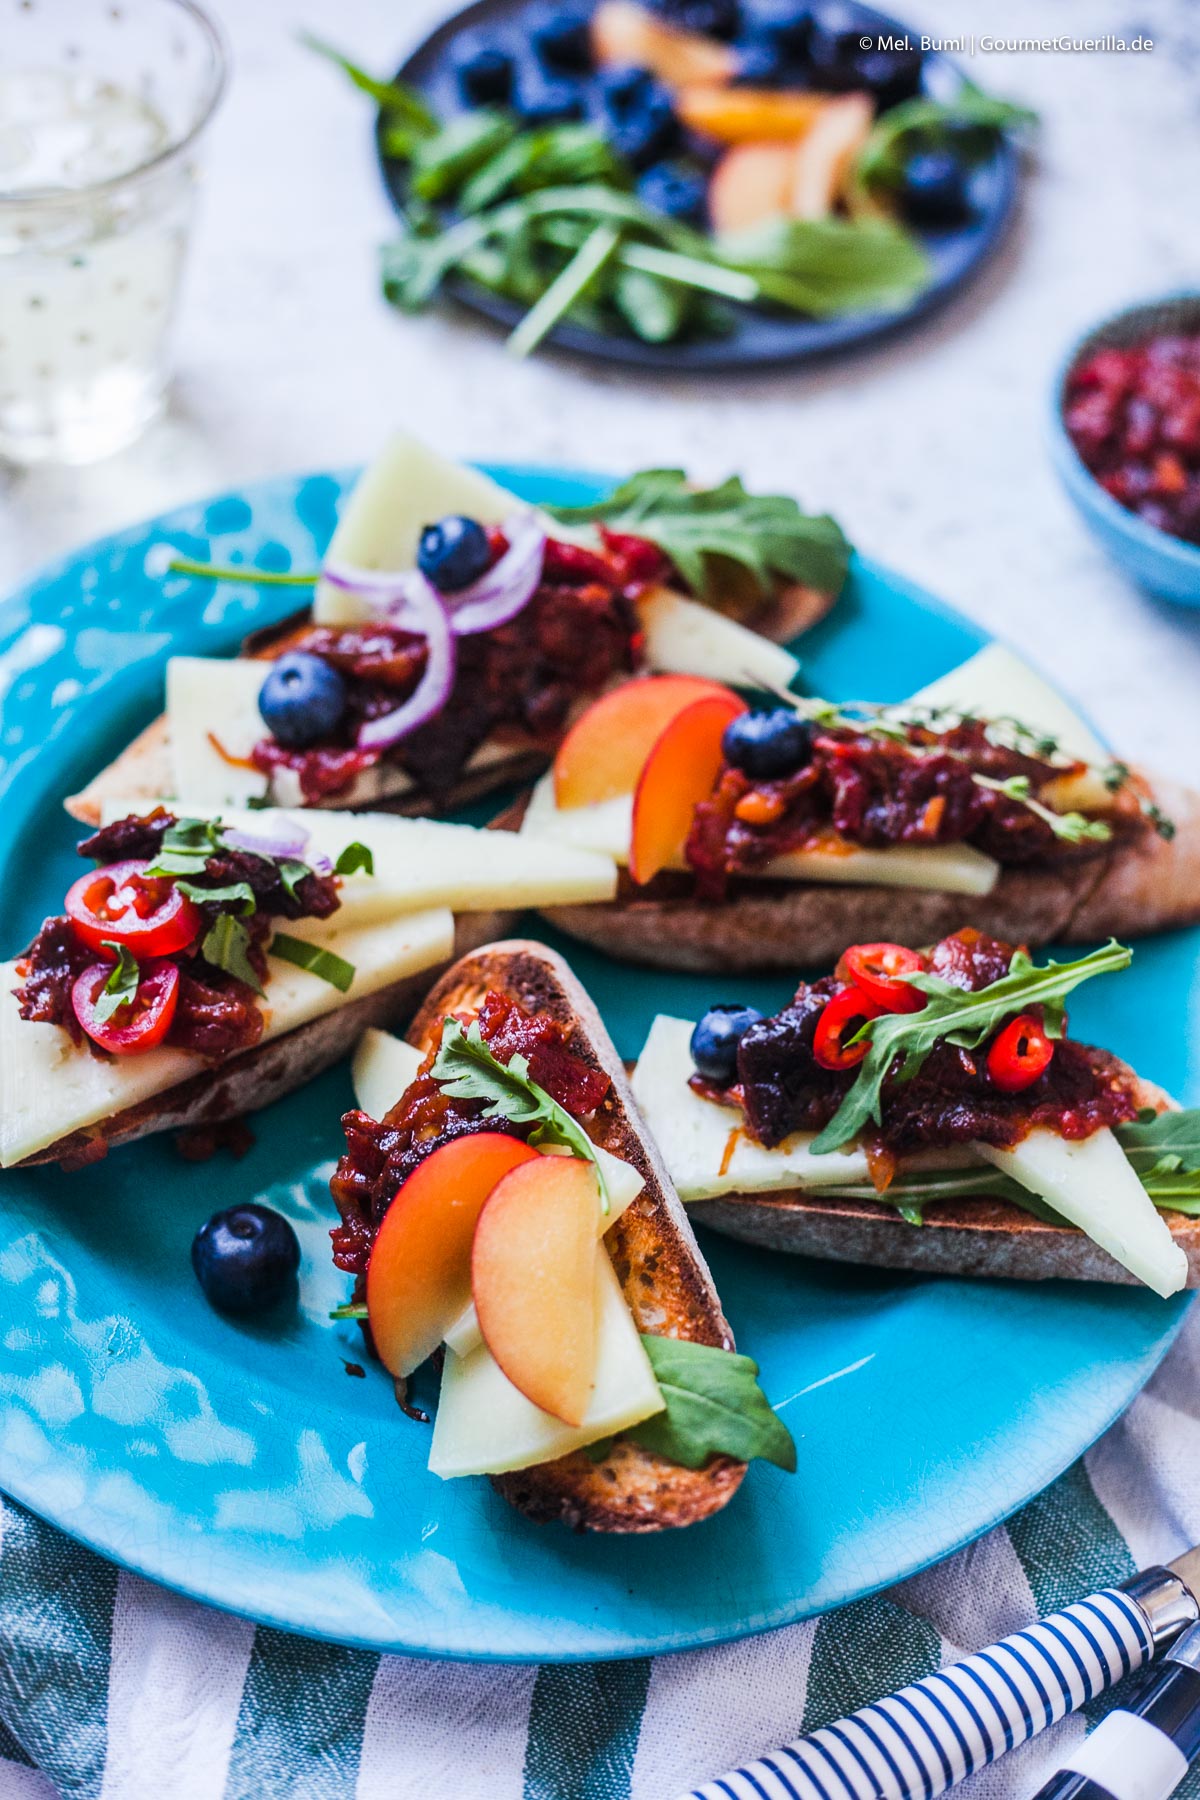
[688,1073,1200,1287]
[16,911,514,1170]
[405,940,746,1532]
[534,771,1200,971]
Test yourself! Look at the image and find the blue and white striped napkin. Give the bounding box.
[2,1306,1199,1800]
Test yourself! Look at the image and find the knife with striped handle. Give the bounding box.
[678,1551,1200,1800]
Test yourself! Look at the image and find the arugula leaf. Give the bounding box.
[546,467,851,601]
[269,933,356,994]
[856,87,1038,193]
[508,221,622,358]
[201,914,265,996]
[457,123,628,213]
[629,1337,796,1472]
[410,110,517,204]
[811,940,1133,1155]
[301,33,437,135]
[334,842,374,878]
[431,1017,611,1212]
[714,215,931,318]
[174,878,257,913]
[1117,1111,1200,1208]
[91,943,142,1025]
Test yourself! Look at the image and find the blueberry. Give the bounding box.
[722,707,814,779]
[528,4,594,73]
[596,64,655,119]
[417,514,492,592]
[191,1204,300,1315]
[805,2,866,85]
[850,45,923,109]
[653,0,741,38]
[512,75,586,125]
[899,150,971,225]
[637,161,709,223]
[258,652,348,749]
[452,35,515,106]
[740,0,813,55]
[609,92,680,170]
[734,41,799,84]
[690,1004,764,1084]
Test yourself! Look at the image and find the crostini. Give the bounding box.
[631,927,1199,1295]
[519,641,1200,967]
[329,940,795,1532]
[67,435,847,824]
[0,805,620,1170]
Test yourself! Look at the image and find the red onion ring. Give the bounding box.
[223,825,310,861]
[356,578,456,752]
[322,514,546,639]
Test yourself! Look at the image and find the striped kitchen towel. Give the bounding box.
[2,1305,1199,1800]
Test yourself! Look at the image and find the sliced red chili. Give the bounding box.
[986,1013,1055,1093]
[66,859,202,960]
[837,942,927,1014]
[813,986,885,1071]
[72,960,180,1055]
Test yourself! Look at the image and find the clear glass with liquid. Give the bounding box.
[0,0,226,464]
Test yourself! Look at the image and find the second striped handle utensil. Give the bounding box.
[679,1562,1200,1800]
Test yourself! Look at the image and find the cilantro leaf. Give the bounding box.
[269,933,356,994]
[545,468,851,601]
[811,940,1133,1155]
[430,1017,611,1212]
[91,943,141,1025]
[201,914,265,996]
[334,842,374,878]
[629,1336,796,1472]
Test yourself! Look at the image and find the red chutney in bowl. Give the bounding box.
[1063,332,1200,545]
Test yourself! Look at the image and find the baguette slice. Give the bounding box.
[530,770,1200,971]
[685,1069,1200,1287]
[10,910,513,1171]
[401,940,746,1532]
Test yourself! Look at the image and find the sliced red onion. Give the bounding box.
[320,563,426,633]
[442,514,546,636]
[223,824,314,863]
[356,579,456,752]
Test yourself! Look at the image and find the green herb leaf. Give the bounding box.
[628,1336,796,1472]
[276,858,315,902]
[410,110,517,204]
[856,87,1037,193]
[91,943,142,1025]
[430,1017,611,1212]
[300,33,437,134]
[164,557,317,588]
[269,932,355,994]
[174,878,257,913]
[329,1302,369,1321]
[546,467,851,601]
[201,913,265,996]
[973,773,1112,844]
[1117,1111,1200,1207]
[811,940,1134,1155]
[714,215,930,318]
[508,221,623,358]
[334,842,374,878]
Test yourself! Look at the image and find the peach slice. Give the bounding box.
[709,141,797,236]
[366,1132,538,1378]
[630,690,746,886]
[472,1155,600,1427]
[591,0,737,88]
[790,93,874,220]
[677,86,827,144]
[553,675,735,808]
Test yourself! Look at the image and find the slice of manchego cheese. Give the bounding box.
[429,1244,663,1476]
[520,773,999,897]
[637,585,798,688]
[0,907,454,1168]
[100,800,618,923]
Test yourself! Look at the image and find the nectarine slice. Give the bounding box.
[677,86,827,144]
[591,0,736,88]
[366,1132,538,1378]
[553,675,735,808]
[708,141,797,235]
[630,690,746,885]
[472,1155,600,1427]
[790,93,874,220]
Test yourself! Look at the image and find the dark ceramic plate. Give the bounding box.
[377,0,1020,370]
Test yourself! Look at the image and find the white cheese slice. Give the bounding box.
[520,773,999,896]
[908,643,1109,769]
[974,1129,1188,1298]
[637,585,799,687]
[166,655,271,808]
[429,1245,663,1476]
[99,800,618,923]
[0,908,454,1168]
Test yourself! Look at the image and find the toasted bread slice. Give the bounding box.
[13,911,513,1171]
[402,940,746,1532]
[687,1069,1200,1287]
[529,770,1200,971]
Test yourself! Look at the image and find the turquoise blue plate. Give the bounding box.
[0,466,1194,1661]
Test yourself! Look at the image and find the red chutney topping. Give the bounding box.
[251,530,657,803]
[329,990,611,1277]
[14,809,340,1059]
[1064,334,1200,545]
[698,929,1139,1158]
[685,717,1126,902]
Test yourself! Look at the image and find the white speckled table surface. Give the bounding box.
[2,0,1198,780]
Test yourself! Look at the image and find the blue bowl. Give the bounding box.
[1048,293,1200,605]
